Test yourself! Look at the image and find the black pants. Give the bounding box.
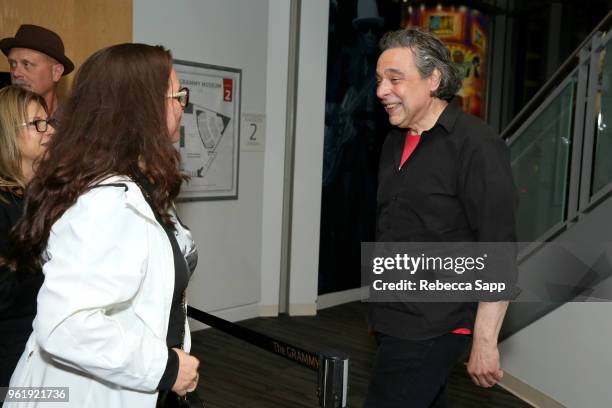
[364,332,471,408]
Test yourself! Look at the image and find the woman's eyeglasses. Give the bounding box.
[18,119,53,133]
[168,87,190,108]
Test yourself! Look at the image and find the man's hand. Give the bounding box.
[468,301,509,388]
[467,340,503,387]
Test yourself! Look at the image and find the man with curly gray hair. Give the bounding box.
[365,27,517,407]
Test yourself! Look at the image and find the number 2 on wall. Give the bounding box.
[223,78,233,101]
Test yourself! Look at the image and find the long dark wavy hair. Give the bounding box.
[6,43,186,273]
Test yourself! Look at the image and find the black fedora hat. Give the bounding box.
[0,24,74,75]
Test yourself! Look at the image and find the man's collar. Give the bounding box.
[435,96,461,134]
[389,97,461,136]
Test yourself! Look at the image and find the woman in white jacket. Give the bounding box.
[4,43,199,407]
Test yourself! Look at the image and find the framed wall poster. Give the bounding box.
[174,59,241,200]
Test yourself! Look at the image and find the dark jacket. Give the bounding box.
[0,187,43,386]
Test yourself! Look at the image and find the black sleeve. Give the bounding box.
[0,200,17,312]
[460,134,520,300]
[157,347,180,391]
[460,134,518,242]
[1,195,43,318]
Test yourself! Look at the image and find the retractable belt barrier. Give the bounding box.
[187,306,349,408]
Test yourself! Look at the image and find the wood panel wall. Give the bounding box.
[0,0,132,97]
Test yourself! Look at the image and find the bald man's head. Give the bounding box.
[8,47,64,99]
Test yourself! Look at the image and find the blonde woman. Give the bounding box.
[0,85,53,386]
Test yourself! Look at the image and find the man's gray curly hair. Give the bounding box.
[379,27,462,100]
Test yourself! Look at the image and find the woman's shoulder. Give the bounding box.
[49,179,149,244]
[66,176,154,223]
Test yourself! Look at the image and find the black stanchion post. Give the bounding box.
[317,351,349,408]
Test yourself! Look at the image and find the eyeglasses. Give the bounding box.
[18,119,52,133]
[168,87,190,108]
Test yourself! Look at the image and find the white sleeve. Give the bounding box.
[34,186,168,392]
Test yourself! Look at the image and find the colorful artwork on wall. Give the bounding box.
[404,5,491,119]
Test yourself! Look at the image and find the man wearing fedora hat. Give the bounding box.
[1,24,74,121]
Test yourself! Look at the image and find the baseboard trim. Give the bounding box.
[499,370,566,408]
[258,304,279,317]
[289,303,317,316]
[317,286,366,310]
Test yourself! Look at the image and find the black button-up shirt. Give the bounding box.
[369,99,518,340]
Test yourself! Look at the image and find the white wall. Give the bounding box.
[501,303,612,407]
[499,195,612,407]
[134,0,269,323]
[134,0,329,320]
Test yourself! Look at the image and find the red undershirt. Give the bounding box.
[399,131,471,336]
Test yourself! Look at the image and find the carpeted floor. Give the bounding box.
[189,302,533,408]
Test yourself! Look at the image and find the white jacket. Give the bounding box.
[5,176,192,408]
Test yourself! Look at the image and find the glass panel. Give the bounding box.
[510,79,575,241]
[591,41,612,195]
